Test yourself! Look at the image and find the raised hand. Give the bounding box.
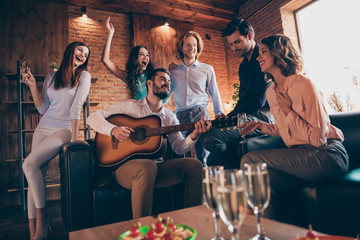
[106,17,115,35]
[111,126,134,141]
[21,68,36,89]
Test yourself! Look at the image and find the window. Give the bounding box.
[296,0,360,113]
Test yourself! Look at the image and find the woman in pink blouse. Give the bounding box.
[240,34,348,204]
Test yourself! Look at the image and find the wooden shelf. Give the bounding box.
[8,129,35,133]
[5,73,97,83]
[6,101,99,106]
[7,183,60,193]
[5,73,46,81]
[6,101,35,104]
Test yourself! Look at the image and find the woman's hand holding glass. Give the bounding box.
[203,166,224,240]
[216,169,247,240]
[244,163,271,240]
[20,67,36,88]
[240,120,264,138]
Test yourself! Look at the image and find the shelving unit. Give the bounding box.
[4,61,98,210]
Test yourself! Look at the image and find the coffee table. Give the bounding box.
[69,204,311,239]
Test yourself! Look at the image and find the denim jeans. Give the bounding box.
[202,109,274,168]
[176,106,210,165]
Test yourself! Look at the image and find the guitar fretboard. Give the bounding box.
[145,116,237,137]
[146,122,196,136]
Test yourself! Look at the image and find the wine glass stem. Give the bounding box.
[230,225,240,240]
[213,211,222,238]
[256,212,265,238]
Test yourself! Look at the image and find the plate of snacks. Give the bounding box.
[292,225,356,240]
[118,216,196,240]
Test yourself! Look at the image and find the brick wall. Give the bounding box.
[68,6,132,138]
[67,0,310,130]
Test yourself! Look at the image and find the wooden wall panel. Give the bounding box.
[0,0,68,74]
[132,13,193,69]
[0,0,69,207]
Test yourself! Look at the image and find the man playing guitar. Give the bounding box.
[87,68,211,219]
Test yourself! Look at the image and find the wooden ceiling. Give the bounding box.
[49,0,249,30]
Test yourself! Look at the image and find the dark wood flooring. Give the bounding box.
[0,200,68,240]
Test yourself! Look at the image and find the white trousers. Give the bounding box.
[22,125,71,218]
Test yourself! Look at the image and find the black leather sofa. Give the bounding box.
[242,111,360,237]
[59,140,185,232]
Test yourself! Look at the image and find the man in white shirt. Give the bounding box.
[168,31,224,165]
[87,68,210,219]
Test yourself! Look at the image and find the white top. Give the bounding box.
[37,71,91,128]
[87,98,197,156]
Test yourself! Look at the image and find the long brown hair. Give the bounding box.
[53,41,91,89]
[260,35,303,77]
[126,46,155,98]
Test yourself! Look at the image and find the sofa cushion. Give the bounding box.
[329,112,360,169]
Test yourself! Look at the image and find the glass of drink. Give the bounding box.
[203,166,224,240]
[237,113,247,144]
[244,163,271,240]
[20,59,31,83]
[216,169,247,240]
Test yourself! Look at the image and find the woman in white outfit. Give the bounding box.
[21,41,91,240]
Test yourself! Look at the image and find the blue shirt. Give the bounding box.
[169,60,224,115]
[134,74,147,100]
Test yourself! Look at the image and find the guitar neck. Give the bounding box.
[145,116,237,136]
[147,122,196,136]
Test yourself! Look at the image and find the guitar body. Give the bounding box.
[95,114,166,167]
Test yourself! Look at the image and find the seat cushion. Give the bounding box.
[314,168,360,236]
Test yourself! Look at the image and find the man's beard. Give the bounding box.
[153,84,169,99]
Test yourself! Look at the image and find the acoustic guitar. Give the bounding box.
[95,114,238,167]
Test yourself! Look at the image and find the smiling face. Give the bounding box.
[257,43,276,74]
[226,30,252,58]
[151,71,170,99]
[182,36,198,61]
[73,45,89,69]
[137,47,150,72]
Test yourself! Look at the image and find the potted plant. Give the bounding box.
[49,61,58,72]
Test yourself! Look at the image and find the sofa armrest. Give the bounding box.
[243,135,286,154]
[59,141,96,232]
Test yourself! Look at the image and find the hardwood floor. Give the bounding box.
[0,200,68,240]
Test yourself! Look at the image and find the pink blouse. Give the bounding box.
[261,74,344,148]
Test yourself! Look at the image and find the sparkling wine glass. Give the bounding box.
[237,113,247,144]
[216,169,247,240]
[244,163,271,240]
[203,166,224,240]
[20,59,32,83]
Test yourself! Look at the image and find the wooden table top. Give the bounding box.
[69,204,311,240]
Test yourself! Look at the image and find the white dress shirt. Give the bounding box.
[169,60,224,115]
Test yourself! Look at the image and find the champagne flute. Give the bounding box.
[237,113,247,144]
[20,59,32,83]
[216,169,247,240]
[244,163,271,240]
[203,166,224,240]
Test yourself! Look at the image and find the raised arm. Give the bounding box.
[101,17,127,81]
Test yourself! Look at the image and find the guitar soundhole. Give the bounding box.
[130,125,150,145]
